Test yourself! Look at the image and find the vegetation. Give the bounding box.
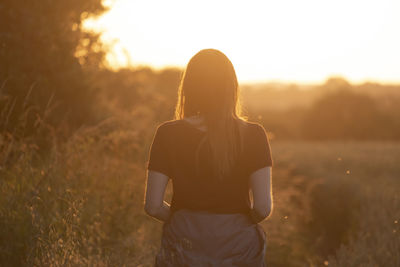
[244,77,400,140]
[2,115,399,265]
[265,141,400,266]
[1,0,399,266]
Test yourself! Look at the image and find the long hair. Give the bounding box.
[174,48,248,180]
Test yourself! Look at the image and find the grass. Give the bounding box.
[1,118,399,266]
[265,141,400,266]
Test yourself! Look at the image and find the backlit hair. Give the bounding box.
[174,48,248,179]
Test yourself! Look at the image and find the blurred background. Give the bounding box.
[0,0,399,266]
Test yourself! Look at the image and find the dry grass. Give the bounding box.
[265,141,400,266]
[1,115,399,266]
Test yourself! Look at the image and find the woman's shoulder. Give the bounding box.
[155,120,187,135]
[158,119,181,128]
[154,120,179,133]
[236,119,265,132]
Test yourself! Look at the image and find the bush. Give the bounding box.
[302,89,392,140]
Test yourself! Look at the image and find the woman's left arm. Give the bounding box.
[144,170,171,223]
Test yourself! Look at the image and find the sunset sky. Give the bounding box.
[84,0,400,84]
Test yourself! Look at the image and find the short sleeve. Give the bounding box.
[146,125,172,178]
[247,124,273,175]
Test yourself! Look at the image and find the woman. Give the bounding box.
[144,48,273,266]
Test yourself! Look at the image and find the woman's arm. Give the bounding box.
[249,166,273,223]
[144,170,171,223]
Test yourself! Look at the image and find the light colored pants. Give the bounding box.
[155,209,267,267]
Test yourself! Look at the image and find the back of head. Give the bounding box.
[179,49,238,119]
[174,48,248,180]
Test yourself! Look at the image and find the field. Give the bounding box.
[264,141,400,266]
[2,117,399,266]
[3,1,400,265]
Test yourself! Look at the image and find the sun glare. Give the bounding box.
[84,0,400,84]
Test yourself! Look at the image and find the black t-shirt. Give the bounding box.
[146,119,273,215]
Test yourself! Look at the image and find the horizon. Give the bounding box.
[100,63,400,86]
[84,0,400,84]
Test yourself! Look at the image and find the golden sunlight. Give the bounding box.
[84,0,400,83]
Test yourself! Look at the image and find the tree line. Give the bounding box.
[1,0,399,146]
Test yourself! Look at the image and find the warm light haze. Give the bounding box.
[84,0,400,84]
[3,1,400,265]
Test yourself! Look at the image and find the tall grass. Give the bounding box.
[1,94,399,266]
[0,94,161,265]
[268,141,400,266]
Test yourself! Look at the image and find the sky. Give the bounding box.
[84,0,400,84]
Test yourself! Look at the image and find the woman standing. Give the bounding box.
[144,48,273,266]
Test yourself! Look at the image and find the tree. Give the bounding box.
[0,0,107,140]
[302,89,387,140]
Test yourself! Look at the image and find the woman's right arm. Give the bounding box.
[249,166,273,223]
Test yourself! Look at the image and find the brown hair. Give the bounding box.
[174,48,248,180]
